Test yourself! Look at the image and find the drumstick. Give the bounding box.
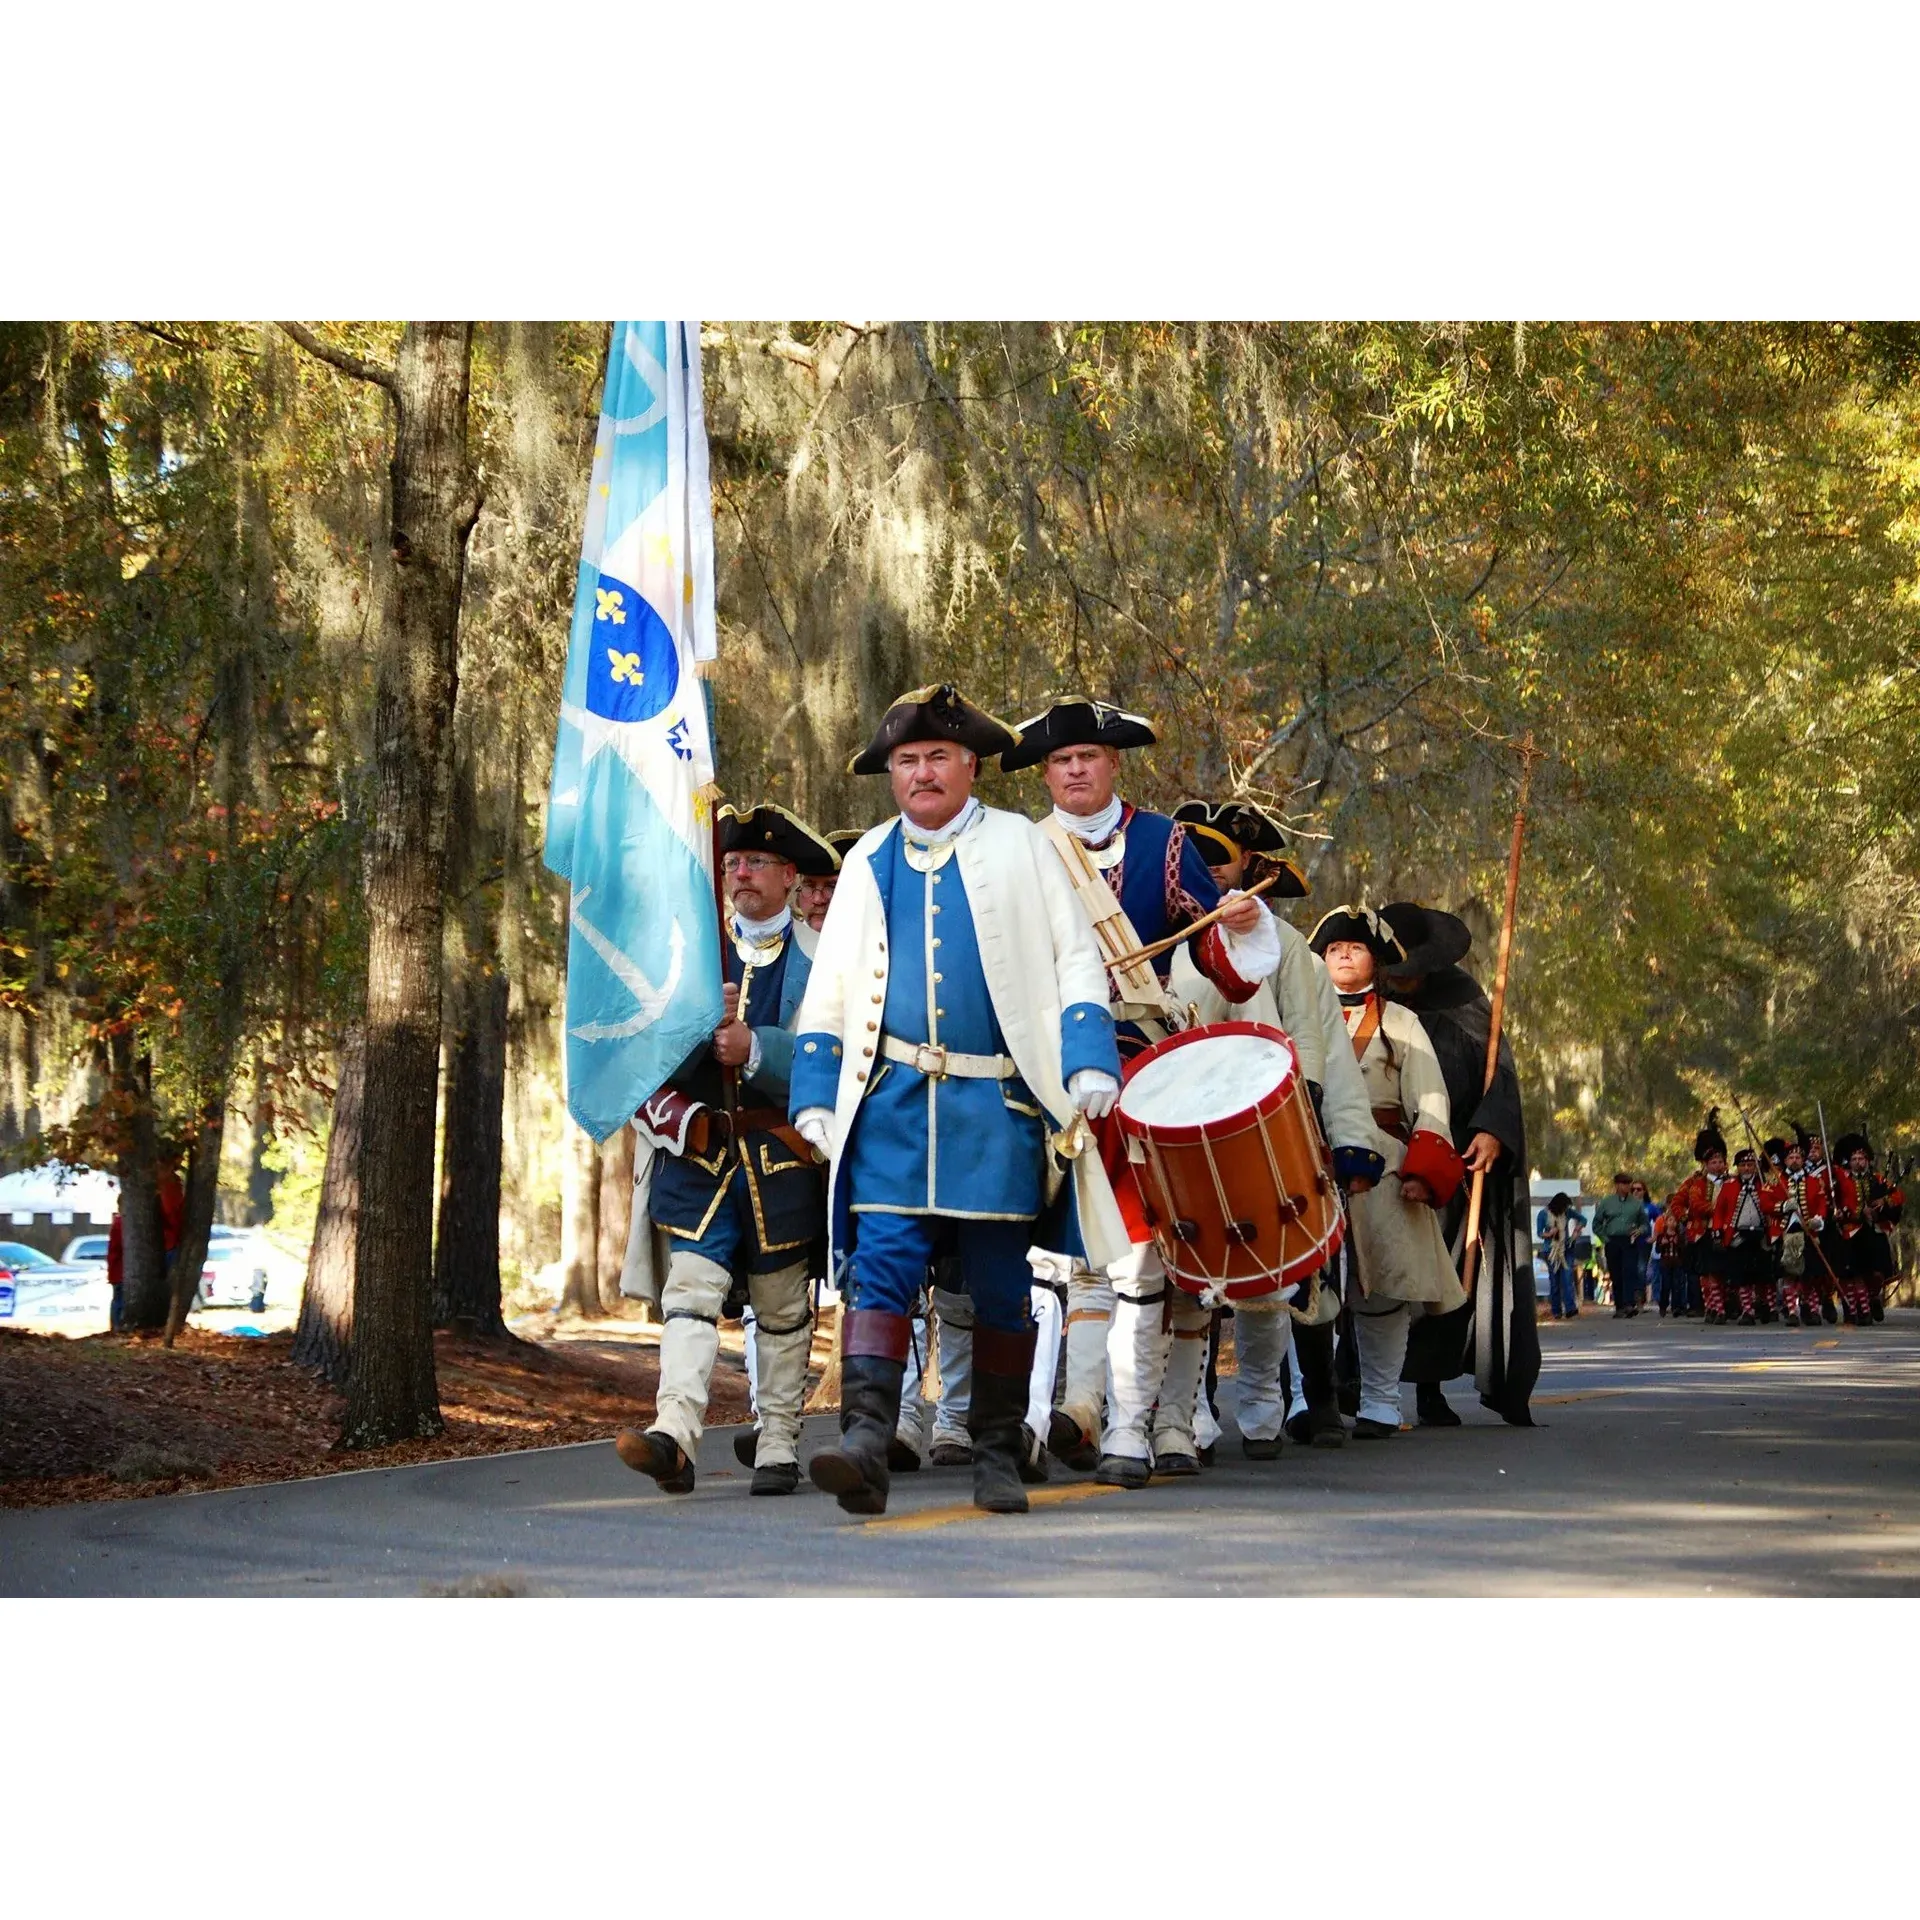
[1112,875,1280,970]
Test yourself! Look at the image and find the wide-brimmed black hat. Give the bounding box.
[1172,799,1310,898]
[1694,1109,1728,1163]
[848,684,1019,776]
[999,696,1157,773]
[1307,905,1406,965]
[1379,902,1473,978]
[718,803,839,875]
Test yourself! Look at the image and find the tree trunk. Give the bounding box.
[294,1027,364,1387]
[558,1118,601,1318]
[343,322,479,1449]
[163,1089,226,1345]
[595,1126,635,1315]
[111,1032,168,1331]
[432,965,508,1334]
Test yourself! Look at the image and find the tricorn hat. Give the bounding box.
[718,803,839,875]
[1172,799,1310,898]
[999,696,1157,773]
[1833,1130,1873,1163]
[1694,1108,1728,1163]
[824,829,865,859]
[1307,905,1407,966]
[1379,902,1474,979]
[848,684,1019,777]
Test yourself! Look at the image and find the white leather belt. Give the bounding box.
[881,1035,1016,1080]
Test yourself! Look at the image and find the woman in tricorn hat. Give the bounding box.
[1309,906,1468,1438]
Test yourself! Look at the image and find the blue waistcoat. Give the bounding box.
[842,827,1051,1221]
[651,924,823,1260]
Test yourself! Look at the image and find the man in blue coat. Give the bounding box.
[614,804,837,1498]
[790,686,1128,1517]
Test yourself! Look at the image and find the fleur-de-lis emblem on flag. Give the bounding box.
[608,649,644,686]
[596,586,627,625]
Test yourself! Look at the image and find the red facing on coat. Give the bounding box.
[1401,1126,1467,1210]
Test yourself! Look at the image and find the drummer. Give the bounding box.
[999,698,1283,1487]
[1170,801,1382,1459]
[1309,907,1468,1438]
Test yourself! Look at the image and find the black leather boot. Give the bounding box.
[1284,1319,1347,1448]
[1416,1382,1463,1427]
[969,1324,1039,1514]
[807,1311,910,1516]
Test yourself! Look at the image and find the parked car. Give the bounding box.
[197,1238,269,1312]
[60,1232,111,1270]
[0,1240,95,1281]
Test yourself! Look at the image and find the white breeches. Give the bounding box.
[1230,1301,1292,1442]
[1353,1297,1412,1429]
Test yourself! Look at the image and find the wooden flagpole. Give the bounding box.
[1461,734,1542,1298]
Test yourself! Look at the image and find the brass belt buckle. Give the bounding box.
[915,1042,949,1079]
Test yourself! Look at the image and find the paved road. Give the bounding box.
[4,1313,1916,1595]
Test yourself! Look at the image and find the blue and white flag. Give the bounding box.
[545,321,722,1141]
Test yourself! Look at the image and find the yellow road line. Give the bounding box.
[1530,1388,1630,1405]
[1730,1361,1779,1373]
[863,1480,1127,1534]
[1815,1339,1839,1349]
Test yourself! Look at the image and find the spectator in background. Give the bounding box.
[157,1146,186,1270]
[106,1209,125,1333]
[1542,1192,1578,1319]
[1567,1200,1595,1302]
[1593,1171,1650,1316]
[1635,1182,1664,1308]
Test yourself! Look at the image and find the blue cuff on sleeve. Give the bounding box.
[788,1030,844,1117]
[1333,1144,1387,1186]
[1059,1001,1120,1082]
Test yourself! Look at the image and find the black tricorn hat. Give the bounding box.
[824,829,866,858]
[718,803,839,875]
[1833,1130,1873,1163]
[999,696,1157,772]
[1379,902,1473,978]
[848,684,1019,777]
[1307,905,1406,965]
[1694,1108,1728,1163]
[1172,799,1310,898]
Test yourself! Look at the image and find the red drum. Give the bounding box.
[1113,1021,1344,1300]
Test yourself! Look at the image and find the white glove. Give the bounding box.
[796,1108,833,1155]
[1810,1216,1825,1233]
[1068,1070,1119,1120]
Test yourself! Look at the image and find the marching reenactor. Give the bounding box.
[1833,1132,1903,1325]
[791,829,860,957]
[1709,1144,1785,1324]
[1310,906,1467,1438]
[788,685,1129,1516]
[1171,799,1382,1459]
[996,700,1285,1486]
[1771,1130,1832,1328]
[615,803,837,1497]
[1380,901,1539,1427]
[1664,1114,1732,1322]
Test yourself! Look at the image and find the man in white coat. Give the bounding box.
[790,685,1129,1516]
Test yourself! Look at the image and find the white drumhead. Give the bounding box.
[1120,1029,1295,1127]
